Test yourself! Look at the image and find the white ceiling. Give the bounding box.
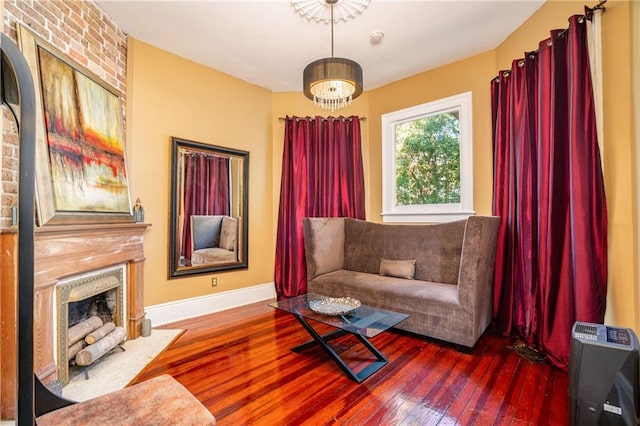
[95,0,545,93]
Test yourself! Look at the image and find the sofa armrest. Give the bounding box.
[457,216,500,330]
[303,217,345,281]
[219,216,237,251]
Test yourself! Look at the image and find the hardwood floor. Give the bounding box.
[132,301,569,425]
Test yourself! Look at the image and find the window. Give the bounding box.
[381,92,474,222]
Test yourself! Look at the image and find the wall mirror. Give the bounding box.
[169,137,249,278]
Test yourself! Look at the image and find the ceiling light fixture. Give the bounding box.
[301,0,364,112]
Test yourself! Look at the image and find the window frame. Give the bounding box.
[381,91,474,223]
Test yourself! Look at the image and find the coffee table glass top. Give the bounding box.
[269,293,409,338]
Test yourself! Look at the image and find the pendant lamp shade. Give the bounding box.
[303,57,363,112]
[299,0,365,112]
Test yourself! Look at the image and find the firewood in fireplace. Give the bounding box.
[68,316,103,346]
[67,340,85,359]
[75,326,126,366]
[85,322,116,345]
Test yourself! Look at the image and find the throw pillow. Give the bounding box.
[380,258,416,280]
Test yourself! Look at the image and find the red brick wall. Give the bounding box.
[0,110,18,227]
[1,0,127,228]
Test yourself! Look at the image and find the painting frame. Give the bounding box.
[17,25,134,226]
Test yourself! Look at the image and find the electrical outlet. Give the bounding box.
[211,277,218,287]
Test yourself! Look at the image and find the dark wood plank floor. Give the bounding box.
[132,300,568,425]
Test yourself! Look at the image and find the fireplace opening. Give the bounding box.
[68,289,117,328]
[56,265,127,385]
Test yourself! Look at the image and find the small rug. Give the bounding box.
[61,329,183,402]
[507,340,548,364]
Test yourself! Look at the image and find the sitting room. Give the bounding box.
[1,0,638,424]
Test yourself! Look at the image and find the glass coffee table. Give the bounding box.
[269,293,409,383]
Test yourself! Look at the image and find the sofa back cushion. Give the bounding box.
[344,218,467,284]
[343,219,384,274]
[303,217,345,280]
[191,215,224,250]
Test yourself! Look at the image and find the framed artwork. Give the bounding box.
[17,25,134,225]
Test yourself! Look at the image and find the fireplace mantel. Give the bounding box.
[0,222,150,418]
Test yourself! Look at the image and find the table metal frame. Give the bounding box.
[290,314,388,383]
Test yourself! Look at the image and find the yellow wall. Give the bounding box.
[497,0,637,331]
[634,0,640,334]
[495,1,580,70]
[126,1,637,333]
[599,1,637,332]
[367,50,497,221]
[126,39,274,306]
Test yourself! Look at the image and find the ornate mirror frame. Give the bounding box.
[169,137,249,278]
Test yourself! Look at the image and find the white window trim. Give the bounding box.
[381,92,474,223]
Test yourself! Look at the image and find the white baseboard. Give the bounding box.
[144,282,276,326]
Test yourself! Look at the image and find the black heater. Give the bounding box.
[569,321,640,425]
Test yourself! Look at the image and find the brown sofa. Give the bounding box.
[303,216,500,348]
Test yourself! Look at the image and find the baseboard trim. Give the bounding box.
[144,282,276,326]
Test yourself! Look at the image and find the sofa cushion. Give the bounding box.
[309,270,459,314]
[380,258,416,279]
[303,217,345,279]
[344,219,384,274]
[192,247,236,265]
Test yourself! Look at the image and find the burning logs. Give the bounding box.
[67,316,125,368]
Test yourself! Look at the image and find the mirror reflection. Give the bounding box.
[169,137,249,278]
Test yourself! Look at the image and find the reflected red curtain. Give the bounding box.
[275,116,366,297]
[181,154,230,262]
[491,15,607,370]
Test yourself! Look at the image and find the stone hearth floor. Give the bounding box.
[62,328,183,402]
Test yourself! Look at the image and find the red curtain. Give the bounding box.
[275,116,366,297]
[181,154,230,262]
[491,15,607,370]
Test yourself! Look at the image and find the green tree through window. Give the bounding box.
[394,111,461,205]
[382,92,472,222]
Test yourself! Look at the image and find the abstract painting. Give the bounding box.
[18,25,133,225]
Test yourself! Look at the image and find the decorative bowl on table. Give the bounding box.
[308,297,361,316]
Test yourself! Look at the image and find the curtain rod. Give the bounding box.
[278,116,366,121]
[589,0,606,11]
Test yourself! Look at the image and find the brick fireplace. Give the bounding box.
[0,222,149,417]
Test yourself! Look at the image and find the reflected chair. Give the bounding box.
[191,215,238,265]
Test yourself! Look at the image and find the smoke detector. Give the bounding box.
[370,31,384,45]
